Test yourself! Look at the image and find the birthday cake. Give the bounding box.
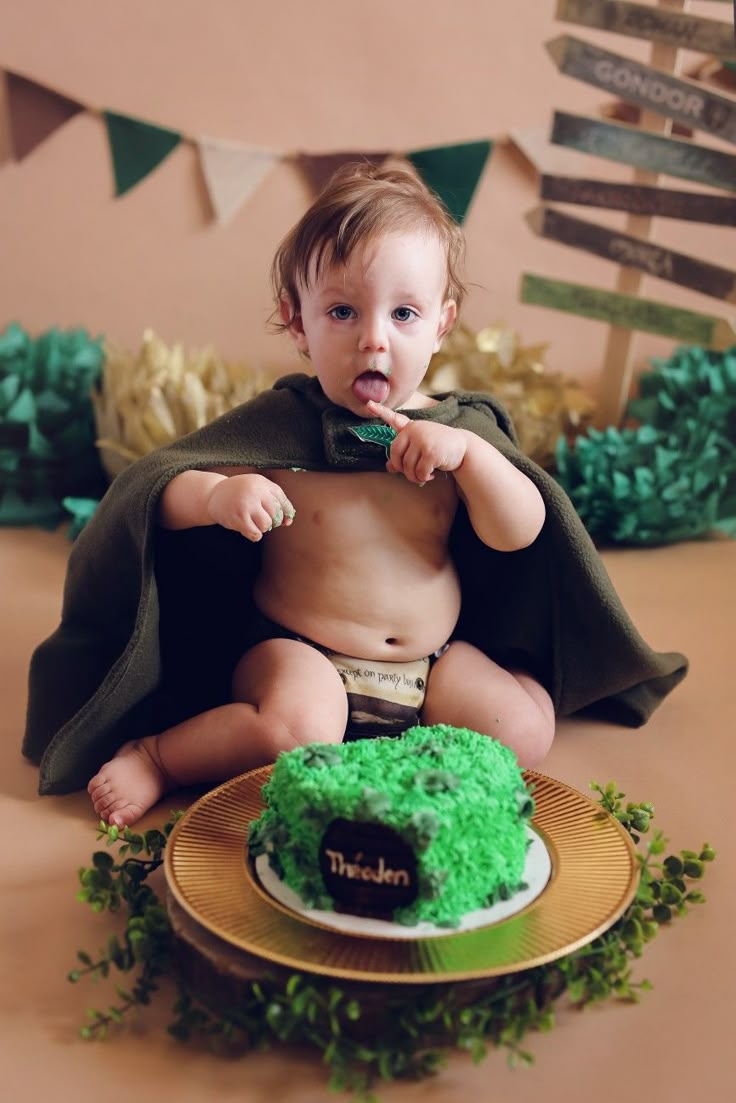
[247,724,534,927]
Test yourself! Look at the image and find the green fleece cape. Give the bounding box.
[23,373,687,795]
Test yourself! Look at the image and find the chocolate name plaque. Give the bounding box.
[319,818,418,917]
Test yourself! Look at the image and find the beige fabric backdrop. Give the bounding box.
[0,0,731,397]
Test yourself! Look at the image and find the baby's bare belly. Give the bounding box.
[252,468,461,661]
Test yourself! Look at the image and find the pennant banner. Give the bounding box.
[555,0,736,62]
[407,140,493,224]
[296,152,391,197]
[550,111,736,192]
[540,174,736,226]
[5,71,83,161]
[197,139,279,224]
[1,68,497,224]
[526,205,736,302]
[520,273,736,348]
[547,35,736,145]
[103,111,182,197]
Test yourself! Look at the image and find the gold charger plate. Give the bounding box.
[165,767,639,983]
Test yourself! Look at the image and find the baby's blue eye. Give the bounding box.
[392,307,417,322]
[329,305,355,320]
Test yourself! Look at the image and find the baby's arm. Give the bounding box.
[158,468,295,542]
[367,401,545,552]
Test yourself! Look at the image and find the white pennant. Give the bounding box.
[197,137,279,225]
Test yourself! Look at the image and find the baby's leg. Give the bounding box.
[88,638,348,828]
[421,640,555,768]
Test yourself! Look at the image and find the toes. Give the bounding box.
[91,790,117,817]
[87,773,108,797]
[108,804,142,829]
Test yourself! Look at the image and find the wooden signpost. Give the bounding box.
[526,205,736,301]
[527,0,736,426]
[539,175,736,225]
[555,0,736,61]
[520,273,736,348]
[547,36,736,143]
[550,111,736,192]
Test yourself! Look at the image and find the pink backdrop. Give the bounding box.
[0,0,731,399]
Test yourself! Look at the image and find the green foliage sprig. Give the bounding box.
[69,787,714,1097]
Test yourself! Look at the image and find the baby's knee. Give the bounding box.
[511,706,555,769]
[261,712,344,757]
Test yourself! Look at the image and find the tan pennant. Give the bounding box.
[197,138,280,224]
[5,70,83,160]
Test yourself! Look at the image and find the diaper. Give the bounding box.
[323,650,431,739]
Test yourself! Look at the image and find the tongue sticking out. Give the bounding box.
[352,371,390,406]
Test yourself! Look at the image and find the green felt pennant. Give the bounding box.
[556,345,736,546]
[407,140,493,224]
[103,111,182,197]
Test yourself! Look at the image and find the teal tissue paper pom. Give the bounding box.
[556,345,736,546]
[0,323,107,529]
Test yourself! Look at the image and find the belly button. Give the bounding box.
[385,637,398,646]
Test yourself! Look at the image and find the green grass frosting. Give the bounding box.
[248,725,533,927]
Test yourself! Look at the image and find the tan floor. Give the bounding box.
[1,526,732,1103]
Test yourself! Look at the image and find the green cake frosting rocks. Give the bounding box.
[248,724,535,927]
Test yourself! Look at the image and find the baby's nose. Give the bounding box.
[358,315,388,352]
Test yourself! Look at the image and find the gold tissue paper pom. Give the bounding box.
[93,330,270,479]
[422,324,596,469]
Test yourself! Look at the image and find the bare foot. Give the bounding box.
[87,737,171,828]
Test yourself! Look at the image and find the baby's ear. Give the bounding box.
[279,298,309,354]
[434,299,457,352]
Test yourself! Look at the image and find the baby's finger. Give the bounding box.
[269,490,296,527]
[401,441,435,485]
[414,456,436,484]
[243,505,274,541]
[366,400,411,431]
[385,427,411,474]
[268,496,286,528]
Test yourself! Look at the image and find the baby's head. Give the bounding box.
[271,163,467,329]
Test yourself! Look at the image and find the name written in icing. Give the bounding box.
[324,848,411,886]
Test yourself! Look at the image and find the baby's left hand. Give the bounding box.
[367,401,467,484]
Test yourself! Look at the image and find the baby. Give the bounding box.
[88,164,554,828]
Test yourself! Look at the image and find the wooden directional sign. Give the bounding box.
[547,36,736,145]
[555,0,736,62]
[520,273,736,348]
[526,205,736,302]
[540,175,736,226]
[550,112,736,193]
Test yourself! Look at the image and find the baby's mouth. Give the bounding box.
[352,370,390,405]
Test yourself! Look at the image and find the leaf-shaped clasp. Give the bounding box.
[349,423,397,458]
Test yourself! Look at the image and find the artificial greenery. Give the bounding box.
[68,783,714,1097]
[556,344,736,545]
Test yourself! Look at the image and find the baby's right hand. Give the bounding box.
[206,474,295,541]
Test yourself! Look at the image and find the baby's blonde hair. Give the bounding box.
[271,162,467,328]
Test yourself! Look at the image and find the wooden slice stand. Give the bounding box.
[165,893,540,1032]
